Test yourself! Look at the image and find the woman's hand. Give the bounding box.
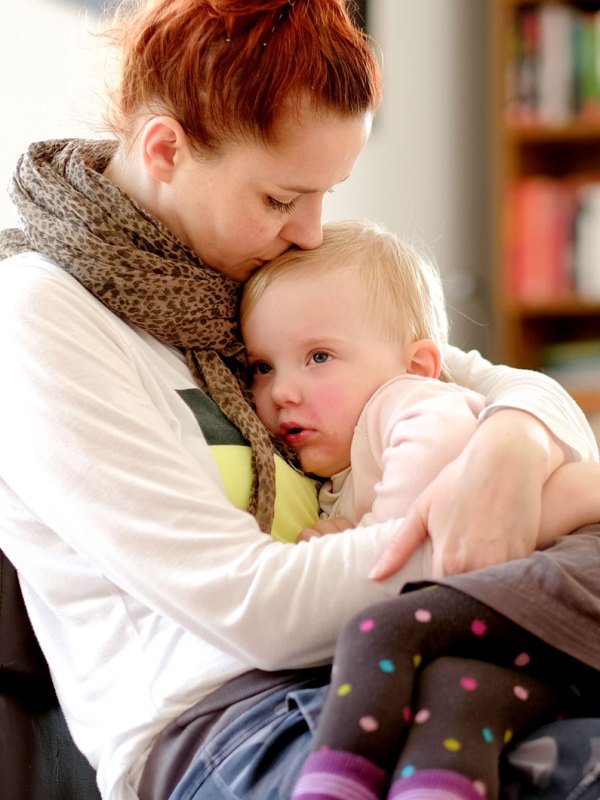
[298,516,354,541]
[370,409,566,580]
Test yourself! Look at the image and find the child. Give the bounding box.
[241,219,599,544]
[240,219,600,800]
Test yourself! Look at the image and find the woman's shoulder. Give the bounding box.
[0,250,122,332]
[0,249,191,384]
[0,251,142,367]
[3,249,82,282]
[1,251,95,309]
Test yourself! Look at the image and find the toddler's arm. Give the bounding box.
[298,516,354,541]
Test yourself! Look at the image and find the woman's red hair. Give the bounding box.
[106,0,381,151]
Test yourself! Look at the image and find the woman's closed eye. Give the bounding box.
[266,195,297,214]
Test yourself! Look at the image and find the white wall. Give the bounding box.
[324,0,493,353]
[0,0,108,226]
[1,0,493,353]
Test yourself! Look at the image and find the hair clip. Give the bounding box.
[262,1,296,47]
[224,2,296,48]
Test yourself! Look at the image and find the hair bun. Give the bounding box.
[208,0,295,42]
[105,0,380,152]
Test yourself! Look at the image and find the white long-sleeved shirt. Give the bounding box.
[0,252,596,799]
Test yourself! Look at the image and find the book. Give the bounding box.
[538,3,576,124]
[505,5,600,124]
[505,178,574,301]
[577,11,600,119]
[515,7,540,123]
[574,182,600,298]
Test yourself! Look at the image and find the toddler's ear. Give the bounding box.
[406,339,441,379]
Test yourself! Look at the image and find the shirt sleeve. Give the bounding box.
[0,257,425,670]
[444,344,599,463]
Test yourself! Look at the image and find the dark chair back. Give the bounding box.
[0,550,100,800]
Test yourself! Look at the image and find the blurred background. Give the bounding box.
[0,0,493,355]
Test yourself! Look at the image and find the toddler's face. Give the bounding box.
[242,267,410,477]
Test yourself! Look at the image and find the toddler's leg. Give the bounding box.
[389,655,561,800]
[290,585,592,800]
[292,586,485,800]
[290,599,417,800]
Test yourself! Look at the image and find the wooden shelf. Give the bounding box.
[571,390,600,414]
[503,297,600,317]
[505,119,600,141]
[492,0,600,436]
[504,0,600,6]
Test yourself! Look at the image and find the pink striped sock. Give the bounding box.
[388,769,485,800]
[291,747,387,800]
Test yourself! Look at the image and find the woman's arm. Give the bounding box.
[372,346,598,580]
[0,256,417,670]
[446,345,598,462]
[370,409,558,579]
[538,461,600,545]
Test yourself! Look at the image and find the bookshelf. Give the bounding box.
[492,0,600,437]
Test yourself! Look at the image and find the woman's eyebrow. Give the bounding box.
[274,183,320,195]
[275,175,351,195]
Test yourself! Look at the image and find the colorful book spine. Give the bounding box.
[506,5,600,123]
[505,178,574,301]
[505,175,600,302]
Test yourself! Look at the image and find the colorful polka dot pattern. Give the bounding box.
[332,606,540,796]
[444,738,462,752]
[359,716,379,732]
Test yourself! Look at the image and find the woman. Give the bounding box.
[0,2,596,799]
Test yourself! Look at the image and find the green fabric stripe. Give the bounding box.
[177,388,249,446]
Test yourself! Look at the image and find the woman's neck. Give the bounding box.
[104,145,166,228]
[103,149,140,202]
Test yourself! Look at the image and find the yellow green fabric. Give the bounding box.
[177,387,319,541]
[210,446,319,541]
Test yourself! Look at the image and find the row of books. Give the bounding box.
[505,176,600,302]
[541,339,600,442]
[506,3,600,124]
[542,339,600,391]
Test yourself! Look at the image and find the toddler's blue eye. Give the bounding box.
[312,352,330,364]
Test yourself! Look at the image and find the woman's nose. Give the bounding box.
[282,196,324,251]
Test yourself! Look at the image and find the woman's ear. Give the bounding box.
[405,339,442,379]
[140,116,188,183]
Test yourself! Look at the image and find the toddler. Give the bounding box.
[240,219,600,800]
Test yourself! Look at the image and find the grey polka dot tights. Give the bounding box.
[312,585,593,798]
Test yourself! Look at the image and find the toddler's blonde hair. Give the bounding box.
[241,219,451,378]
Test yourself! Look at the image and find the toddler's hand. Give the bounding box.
[298,516,353,541]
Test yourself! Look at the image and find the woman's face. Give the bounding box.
[165,110,371,282]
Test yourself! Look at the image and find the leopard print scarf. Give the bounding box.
[0,138,276,531]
